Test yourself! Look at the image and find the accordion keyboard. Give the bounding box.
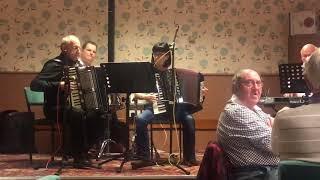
[68,67,82,109]
[153,73,167,115]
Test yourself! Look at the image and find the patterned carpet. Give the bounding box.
[0,153,202,179]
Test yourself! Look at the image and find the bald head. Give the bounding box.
[304,49,320,91]
[300,44,317,63]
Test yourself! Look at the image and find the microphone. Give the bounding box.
[168,42,175,49]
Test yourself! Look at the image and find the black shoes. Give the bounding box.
[73,154,92,168]
[131,160,155,170]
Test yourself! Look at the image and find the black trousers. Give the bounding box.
[45,107,105,158]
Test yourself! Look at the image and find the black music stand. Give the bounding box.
[279,63,310,94]
[278,63,310,107]
[98,62,158,172]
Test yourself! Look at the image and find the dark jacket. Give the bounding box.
[30,53,76,120]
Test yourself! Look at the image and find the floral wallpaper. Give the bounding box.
[0,0,108,72]
[0,0,319,74]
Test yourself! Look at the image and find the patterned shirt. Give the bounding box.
[217,95,279,167]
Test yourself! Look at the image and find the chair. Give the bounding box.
[24,87,56,163]
[149,115,183,160]
[128,99,182,161]
[197,141,231,180]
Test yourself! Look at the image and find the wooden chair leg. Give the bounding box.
[51,124,55,161]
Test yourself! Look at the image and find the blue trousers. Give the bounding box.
[135,105,196,161]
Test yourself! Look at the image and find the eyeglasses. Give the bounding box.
[241,80,263,88]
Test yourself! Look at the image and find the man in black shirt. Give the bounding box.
[31,35,95,166]
[31,35,81,119]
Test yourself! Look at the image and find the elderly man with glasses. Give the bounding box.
[217,69,279,180]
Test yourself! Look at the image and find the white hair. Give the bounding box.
[304,49,320,90]
[61,35,80,46]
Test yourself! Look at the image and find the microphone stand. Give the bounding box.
[169,25,190,175]
[130,25,190,175]
[170,25,178,159]
[153,25,190,175]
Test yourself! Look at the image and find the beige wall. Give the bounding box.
[0,73,281,152]
[0,0,320,74]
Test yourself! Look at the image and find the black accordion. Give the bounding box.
[153,68,205,115]
[65,66,108,112]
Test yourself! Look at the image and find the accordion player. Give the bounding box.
[132,41,208,166]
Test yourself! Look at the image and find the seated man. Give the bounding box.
[79,40,97,66]
[272,49,320,163]
[217,69,279,180]
[30,35,103,167]
[78,40,127,153]
[133,42,199,166]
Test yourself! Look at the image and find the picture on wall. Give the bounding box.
[290,10,317,35]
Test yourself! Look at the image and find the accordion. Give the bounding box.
[65,66,108,112]
[153,68,205,115]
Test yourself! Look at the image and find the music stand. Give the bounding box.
[278,63,310,94]
[98,62,158,172]
[278,63,310,106]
